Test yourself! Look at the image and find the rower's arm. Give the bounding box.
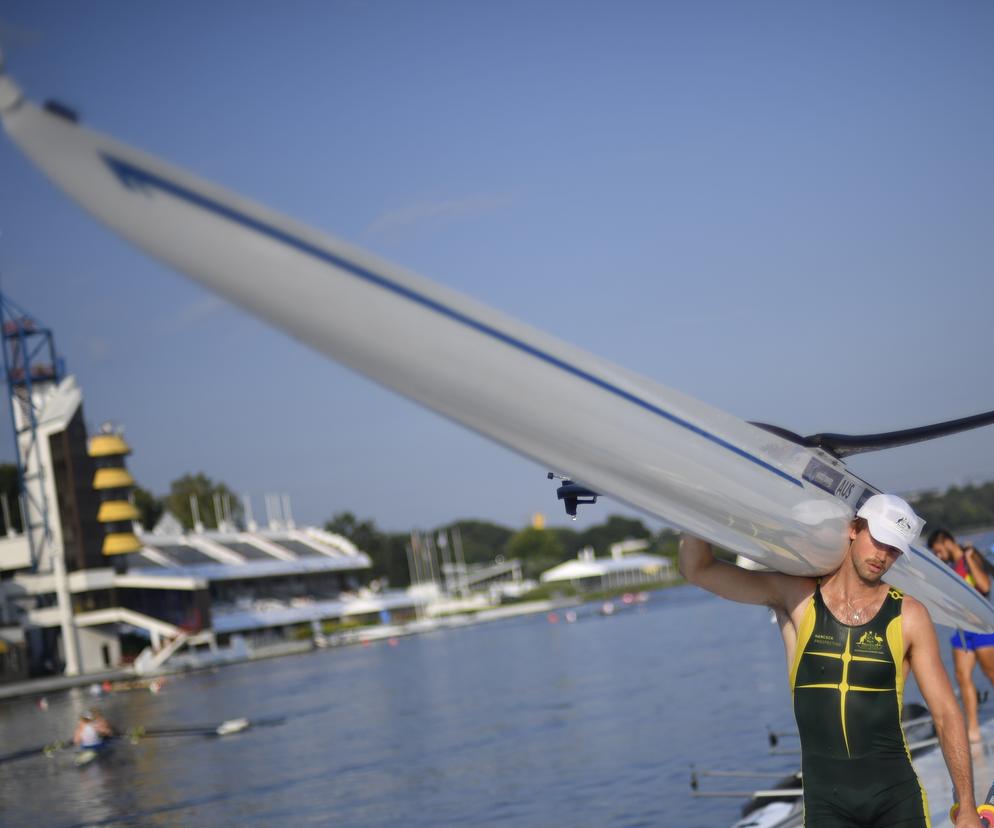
[965,548,990,595]
[678,535,798,611]
[906,598,980,825]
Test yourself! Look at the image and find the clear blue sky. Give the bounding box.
[1,2,992,532]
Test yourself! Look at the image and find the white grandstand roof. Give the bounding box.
[540,553,672,583]
[131,526,370,581]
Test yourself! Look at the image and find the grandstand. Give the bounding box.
[0,293,425,680]
[7,514,422,676]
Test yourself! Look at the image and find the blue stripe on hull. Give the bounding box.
[102,153,803,489]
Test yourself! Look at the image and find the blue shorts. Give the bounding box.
[950,630,994,650]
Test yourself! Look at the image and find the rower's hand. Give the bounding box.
[955,808,988,828]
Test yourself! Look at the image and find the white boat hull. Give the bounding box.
[3,87,991,632]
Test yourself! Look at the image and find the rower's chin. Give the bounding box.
[859,566,884,583]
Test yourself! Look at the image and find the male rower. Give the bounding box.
[73,709,113,751]
[679,493,981,827]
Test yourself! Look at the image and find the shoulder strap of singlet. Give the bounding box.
[882,585,905,620]
[883,587,907,709]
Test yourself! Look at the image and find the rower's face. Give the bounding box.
[849,526,901,582]
[929,540,950,562]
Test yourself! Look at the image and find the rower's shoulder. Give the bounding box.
[897,593,933,636]
[900,592,928,616]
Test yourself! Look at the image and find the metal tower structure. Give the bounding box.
[0,290,82,674]
[0,291,64,571]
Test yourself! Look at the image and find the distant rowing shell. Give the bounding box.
[74,744,108,767]
[1,61,990,632]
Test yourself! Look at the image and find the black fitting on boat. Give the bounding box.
[548,472,599,518]
[43,100,78,123]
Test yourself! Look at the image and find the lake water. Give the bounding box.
[0,587,941,827]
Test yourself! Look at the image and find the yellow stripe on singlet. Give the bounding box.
[885,601,931,826]
[790,595,817,690]
[839,629,852,755]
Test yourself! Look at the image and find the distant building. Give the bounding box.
[0,297,418,681]
[440,557,534,601]
[6,518,420,676]
[539,540,674,591]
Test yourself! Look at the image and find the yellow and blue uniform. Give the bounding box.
[949,558,994,651]
[791,585,930,827]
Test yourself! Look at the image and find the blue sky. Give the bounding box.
[0,2,992,531]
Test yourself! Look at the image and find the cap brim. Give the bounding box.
[865,517,911,556]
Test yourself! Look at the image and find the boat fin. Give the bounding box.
[751,409,994,459]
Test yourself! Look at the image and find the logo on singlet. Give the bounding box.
[856,630,884,652]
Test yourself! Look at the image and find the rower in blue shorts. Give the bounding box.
[929,529,994,743]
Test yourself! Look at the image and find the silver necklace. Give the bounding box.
[842,594,875,625]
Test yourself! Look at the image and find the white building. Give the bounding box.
[539,540,674,590]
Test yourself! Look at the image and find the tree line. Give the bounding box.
[910,481,994,536]
[325,511,679,587]
[1,464,992,583]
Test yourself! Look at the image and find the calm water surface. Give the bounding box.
[0,587,937,827]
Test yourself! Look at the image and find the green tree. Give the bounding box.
[913,482,994,533]
[655,527,680,558]
[578,514,651,551]
[505,526,567,579]
[546,514,653,559]
[437,520,513,566]
[132,485,164,531]
[325,511,410,587]
[548,525,580,556]
[166,473,243,530]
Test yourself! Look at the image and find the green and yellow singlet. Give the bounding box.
[789,585,930,827]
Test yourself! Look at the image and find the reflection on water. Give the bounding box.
[0,587,940,826]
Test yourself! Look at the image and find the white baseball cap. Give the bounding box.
[856,493,925,556]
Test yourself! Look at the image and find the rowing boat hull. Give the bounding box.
[74,742,109,767]
[3,89,990,631]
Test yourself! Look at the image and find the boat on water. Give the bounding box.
[74,741,111,768]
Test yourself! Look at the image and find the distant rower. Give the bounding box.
[73,709,113,751]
